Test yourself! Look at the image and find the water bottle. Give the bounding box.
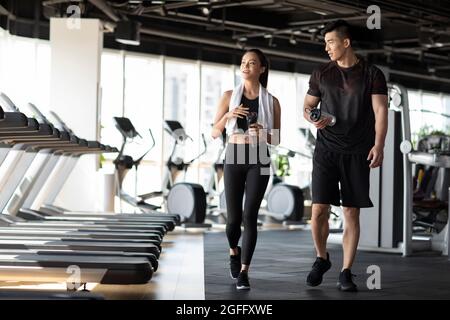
[309,108,336,126]
[247,112,258,145]
[247,111,258,127]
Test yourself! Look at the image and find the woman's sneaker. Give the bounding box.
[337,269,358,292]
[229,246,241,279]
[306,252,332,286]
[236,271,250,290]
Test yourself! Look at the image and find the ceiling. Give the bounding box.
[2,0,450,93]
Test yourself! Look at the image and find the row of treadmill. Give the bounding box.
[0,92,180,299]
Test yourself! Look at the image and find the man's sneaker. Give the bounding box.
[229,246,241,279]
[337,269,357,292]
[236,271,250,290]
[306,252,332,287]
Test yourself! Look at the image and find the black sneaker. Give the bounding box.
[236,271,250,290]
[306,252,332,287]
[229,246,241,279]
[337,269,357,292]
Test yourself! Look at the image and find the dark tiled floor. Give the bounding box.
[204,229,450,300]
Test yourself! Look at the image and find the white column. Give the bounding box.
[49,18,104,211]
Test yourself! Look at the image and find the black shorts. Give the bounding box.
[312,147,373,208]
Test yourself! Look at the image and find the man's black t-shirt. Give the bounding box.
[307,58,388,155]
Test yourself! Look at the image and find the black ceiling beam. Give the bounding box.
[187,4,287,30]
[328,0,450,24]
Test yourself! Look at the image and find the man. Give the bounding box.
[303,20,388,292]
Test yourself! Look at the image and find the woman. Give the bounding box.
[211,49,281,290]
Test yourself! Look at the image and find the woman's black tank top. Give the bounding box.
[236,95,259,132]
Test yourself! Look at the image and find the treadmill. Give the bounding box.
[0,111,171,237]
[0,105,154,285]
[38,112,180,223]
[0,136,161,258]
[3,103,179,231]
[2,105,174,258]
[0,97,179,255]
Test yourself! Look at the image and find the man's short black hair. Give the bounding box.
[321,20,352,44]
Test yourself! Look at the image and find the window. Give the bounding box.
[34,41,51,113]
[444,96,450,131]
[200,63,234,141]
[422,92,443,130]
[199,63,234,191]
[100,50,124,155]
[122,54,164,196]
[267,71,298,149]
[296,74,311,129]
[0,33,51,119]
[268,70,311,189]
[123,54,163,162]
[407,90,450,148]
[99,52,165,199]
[164,58,201,184]
[407,90,423,147]
[0,36,37,110]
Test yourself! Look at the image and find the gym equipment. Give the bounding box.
[217,142,310,225]
[411,134,449,234]
[260,145,310,224]
[328,84,449,257]
[163,120,209,227]
[0,95,158,285]
[167,183,207,224]
[265,184,304,222]
[113,117,209,226]
[206,129,226,201]
[203,127,227,224]
[113,116,161,213]
[0,95,181,287]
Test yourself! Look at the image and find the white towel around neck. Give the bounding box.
[225,83,274,135]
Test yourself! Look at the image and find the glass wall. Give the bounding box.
[99,50,124,153]
[163,58,201,185]
[408,90,450,148]
[199,63,235,191]
[3,28,450,197]
[0,33,51,114]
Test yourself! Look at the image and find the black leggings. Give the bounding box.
[224,142,270,265]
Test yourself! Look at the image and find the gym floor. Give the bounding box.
[204,229,450,300]
[98,226,450,300]
[1,227,448,299]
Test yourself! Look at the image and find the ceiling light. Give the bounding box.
[201,7,210,16]
[289,35,297,45]
[115,21,141,46]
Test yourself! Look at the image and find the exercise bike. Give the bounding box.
[161,120,210,227]
[258,144,310,225]
[113,117,210,226]
[113,116,161,213]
